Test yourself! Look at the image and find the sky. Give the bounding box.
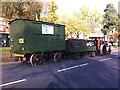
[55,0,119,17]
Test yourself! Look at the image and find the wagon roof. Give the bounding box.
[9,19,65,26]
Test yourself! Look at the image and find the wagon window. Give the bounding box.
[42,24,54,34]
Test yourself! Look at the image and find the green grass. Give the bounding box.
[0,47,10,53]
[0,47,16,62]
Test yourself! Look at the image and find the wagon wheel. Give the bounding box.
[54,53,62,63]
[20,57,27,64]
[43,53,50,62]
[30,54,43,66]
[19,57,25,64]
[80,53,84,57]
[108,47,111,54]
[74,53,80,60]
[102,45,106,55]
[91,51,96,57]
[62,53,67,59]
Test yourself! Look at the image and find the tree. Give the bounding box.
[102,3,118,35]
[1,2,43,20]
[24,2,43,20]
[40,0,58,23]
[116,14,120,41]
[79,7,102,34]
[59,6,103,39]
[2,2,16,19]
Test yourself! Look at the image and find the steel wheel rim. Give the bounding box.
[54,53,61,63]
[30,54,43,66]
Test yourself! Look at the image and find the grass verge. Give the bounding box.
[1,47,16,62]
[111,46,120,50]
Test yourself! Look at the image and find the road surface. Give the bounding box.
[1,50,119,89]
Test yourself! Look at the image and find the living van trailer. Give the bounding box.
[9,19,110,66]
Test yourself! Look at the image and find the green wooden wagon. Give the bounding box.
[9,19,65,65]
[9,19,97,66]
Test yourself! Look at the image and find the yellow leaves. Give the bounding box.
[2,2,44,20]
[59,6,103,38]
[62,16,90,36]
[114,30,119,38]
[41,0,58,23]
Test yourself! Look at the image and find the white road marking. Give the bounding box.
[112,67,119,70]
[58,57,112,72]
[99,58,112,62]
[0,79,26,87]
[58,63,88,72]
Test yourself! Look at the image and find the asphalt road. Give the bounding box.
[1,50,119,89]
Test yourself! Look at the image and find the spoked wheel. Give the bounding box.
[30,54,43,66]
[91,51,96,57]
[20,57,25,64]
[19,57,28,64]
[62,53,67,60]
[102,45,106,55]
[74,53,80,60]
[54,53,62,63]
[43,53,50,62]
[19,57,24,64]
[108,47,111,54]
